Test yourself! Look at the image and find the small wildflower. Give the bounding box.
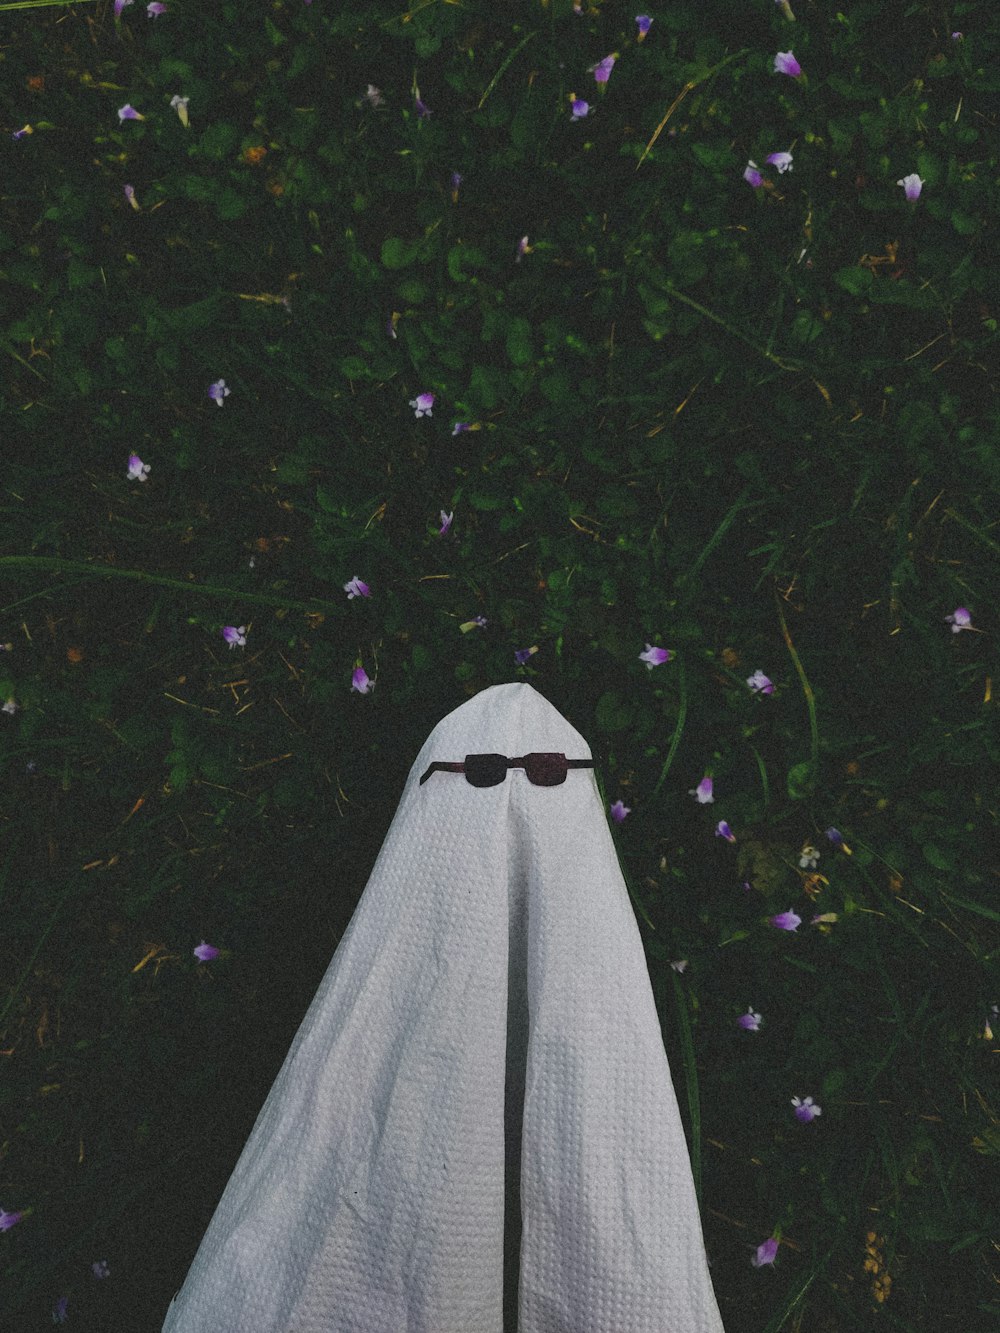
[770,908,801,931]
[344,576,370,599]
[766,150,793,173]
[127,453,150,481]
[944,606,973,632]
[743,160,763,188]
[222,625,247,649]
[751,1237,779,1267]
[352,665,374,694]
[773,51,802,78]
[147,2,167,16]
[514,646,537,665]
[589,54,617,85]
[747,669,773,694]
[791,1094,822,1122]
[194,941,220,961]
[738,1008,762,1032]
[124,183,140,210]
[635,15,653,41]
[610,799,631,823]
[799,844,819,869]
[117,103,146,121]
[439,510,453,535]
[410,391,435,418]
[716,820,736,843]
[689,776,714,804]
[364,84,384,107]
[570,96,590,120]
[208,378,230,406]
[639,643,671,669]
[897,172,924,201]
[170,94,189,127]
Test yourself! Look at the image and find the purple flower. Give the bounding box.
[364,84,384,107]
[344,576,370,599]
[194,941,220,961]
[716,820,736,843]
[53,1295,69,1323]
[117,103,146,121]
[792,1094,822,1123]
[738,1008,762,1032]
[410,391,435,418]
[414,96,431,118]
[170,94,190,127]
[773,50,802,78]
[751,1237,779,1268]
[639,643,671,669]
[610,798,631,823]
[747,669,773,694]
[352,665,374,694]
[743,160,763,188]
[127,453,150,481]
[92,1259,111,1278]
[208,378,230,406]
[123,183,140,210]
[12,126,32,140]
[147,1,166,15]
[514,646,537,665]
[570,98,590,119]
[114,0,133,14]
[825,827,852,855]
[516,235,531,262]
[690,776,714,804]
[458,615,488,633]
[951,31,962,40]
[766,149,793,173]
[439,510,453,535]
[770,908,801,930]
[221,625,247,648]
[635,15,653,40]
[945,606,973,632]
[450,170,462,202]
[897,172,924,201]
[452,422,473,435]
[590,54,617,84]
[0,1206,24,1230]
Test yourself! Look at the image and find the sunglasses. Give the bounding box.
[419,753,595,788]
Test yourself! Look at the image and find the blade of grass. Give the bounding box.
[476,29,536,110]
[651,652,687,798]
[774,585,819,780]
[670,966,702,1209]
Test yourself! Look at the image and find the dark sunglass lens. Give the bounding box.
[465,754,506,786]
[524,753,567,785]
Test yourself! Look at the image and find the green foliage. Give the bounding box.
[1,0,998,1328]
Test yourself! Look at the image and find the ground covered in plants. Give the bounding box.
[1,0,997,1328]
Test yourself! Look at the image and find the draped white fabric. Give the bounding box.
[162,682,726,1332]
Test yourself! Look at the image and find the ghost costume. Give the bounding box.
[162,682,726,1332]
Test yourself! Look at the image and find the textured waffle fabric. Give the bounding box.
[161,682,726,1332]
